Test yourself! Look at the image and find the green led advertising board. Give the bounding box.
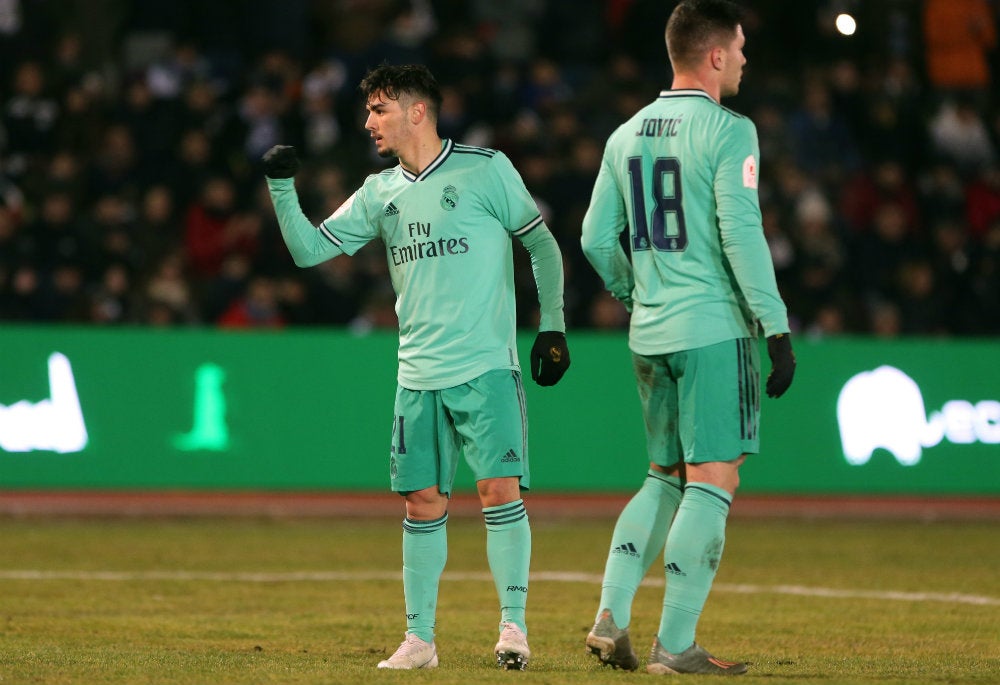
[0,327,997,495]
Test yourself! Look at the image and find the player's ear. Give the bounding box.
[410,101,425,124]
[710,47,725,71]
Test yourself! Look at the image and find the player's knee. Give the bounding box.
[686,456,744,496]
[651,461,684,478]
[477,476,522,508]
[404,487,448,520]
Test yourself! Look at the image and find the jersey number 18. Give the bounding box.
[627,156,688,252]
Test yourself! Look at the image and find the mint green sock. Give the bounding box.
[658,483,732,654]
[402,513,448,643]
[484,499,530,633]
[597,471,683,628]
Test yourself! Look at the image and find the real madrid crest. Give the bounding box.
[440,185,459,211]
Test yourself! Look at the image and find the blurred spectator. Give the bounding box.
[298,61,345,157]
[134,184,181,269]
[203,252,252,322]
[965,221,1000,330]
[3,60,58,177]
[274,275,315,325]
[519,58,572,116]
[40,262,88,321]
[217,275,285,328]
[171,128,218,210]
[917,160,967,227]
[787,79,861,183]
[183,176,257,279]
[16,190,87,273]
[852,201,922,302]
[859,58,925,169]
[922,0,996,100]
[472,0,542,64]
[375,0,436,65]
[840,158,921,235]
[928,218,979,332]
[86,123,141,199]
[118,76,178,170]
[237,82,287,164]
[85,193,141,277]
[868,299,903,338]
[928,98,997,174]
[895,258,949,334]
[0,162,24,219]
[146,41,212,101]
[140,251,199,325]
[307,258,365,326]
[53,72,105,157]
[88,261,133,324]
[965,165,1000,239]
[804,301,852,339]
[789,188,847,324]
[3,264,46,320]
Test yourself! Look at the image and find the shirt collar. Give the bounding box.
[400,139,454,182]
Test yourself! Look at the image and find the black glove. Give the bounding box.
[262,145,300,179]
[765,333,796,398]
[530,331,570,386]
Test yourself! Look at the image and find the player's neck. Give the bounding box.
[671,73,720,103]
[398,134,445,176]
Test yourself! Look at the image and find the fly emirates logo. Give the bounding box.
[837,365,999,466]
[0,352,88,453]
[389,221,469,267]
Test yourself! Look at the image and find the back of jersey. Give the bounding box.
[585,88,783,355]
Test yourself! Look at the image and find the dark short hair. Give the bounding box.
[359,64,443,119]
[665,0,744,71]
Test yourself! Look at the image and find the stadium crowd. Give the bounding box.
[0,0,998,336]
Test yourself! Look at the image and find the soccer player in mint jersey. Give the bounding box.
[261,64,569,671]
[581,0,795,676]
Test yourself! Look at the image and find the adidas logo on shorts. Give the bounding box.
[500,449,520,463]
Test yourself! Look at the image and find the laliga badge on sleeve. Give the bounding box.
[742,154,758,189]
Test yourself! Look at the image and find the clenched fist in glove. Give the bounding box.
[530,331,570,386]
[765,333,796,398]
[262,145,300,179]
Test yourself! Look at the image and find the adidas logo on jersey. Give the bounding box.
[384,202,399,216]
[665,562,687,576]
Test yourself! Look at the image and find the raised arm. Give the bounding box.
[263,145,346,268]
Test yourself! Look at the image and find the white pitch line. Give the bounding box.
[0,570,996,607]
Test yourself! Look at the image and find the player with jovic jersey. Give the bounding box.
[581,0,795,675]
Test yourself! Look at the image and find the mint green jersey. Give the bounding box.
[581,89,789,355]
[269,140,559,390]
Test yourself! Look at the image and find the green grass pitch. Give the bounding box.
[1,514,997,684]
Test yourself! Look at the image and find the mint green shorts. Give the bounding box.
[389,368,529,495]
[632,338,760,467]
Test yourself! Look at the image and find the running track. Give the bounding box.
[1,491,998,520]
